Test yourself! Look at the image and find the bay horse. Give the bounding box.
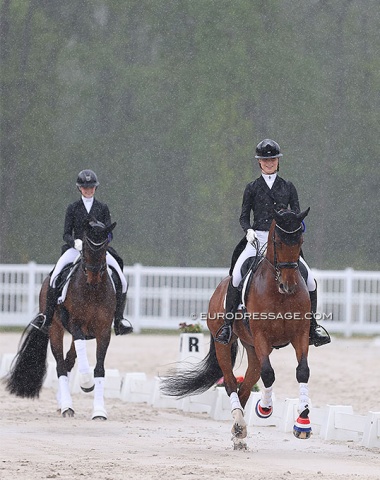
[6,219,117,420]
[161,208,312,449]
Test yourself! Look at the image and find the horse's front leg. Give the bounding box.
[91,330,112,420]
[293,350,312,439]
[255,348,275,419]
[74,338,95,392]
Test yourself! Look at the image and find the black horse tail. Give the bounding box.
[5,324,49,398]
[160,337,238,398]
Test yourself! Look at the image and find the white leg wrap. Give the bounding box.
[74,339,90,375]
[230,391,243,413]
[298,382,309,413]
[58,375,73,411]
[93,377,105,410]
[261,385,273,408]
[92,377,107,419]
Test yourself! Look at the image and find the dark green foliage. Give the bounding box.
[1,0,379,268]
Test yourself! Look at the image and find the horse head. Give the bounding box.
[82,219,117,285]
[269,207,310,294]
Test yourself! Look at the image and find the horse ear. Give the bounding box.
[109,222,117,232]
[297,207,310,222]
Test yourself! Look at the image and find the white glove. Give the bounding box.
[246,229,257,245]
[74,239,83,251]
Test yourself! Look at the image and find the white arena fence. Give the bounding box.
[0,263,380,336]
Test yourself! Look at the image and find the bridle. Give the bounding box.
[81,235,108,278]
[271,223,302,283]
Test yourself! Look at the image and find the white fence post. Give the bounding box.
[344,268,353,338]
[1,264,380,334]
[27,261,37,320]
[132,263,142,333]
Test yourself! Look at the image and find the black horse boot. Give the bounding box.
[31,285,58,335]
[113,292,133,335]
[215,280,241,345]
[309,289,331,347]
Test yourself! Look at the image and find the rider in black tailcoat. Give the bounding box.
[215,139,331,347]
[32,170,132,336]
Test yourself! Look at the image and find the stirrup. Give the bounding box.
[30,314,49,335]
[309,324,331,347]
[215,324,232,345]
[114,318,133,336]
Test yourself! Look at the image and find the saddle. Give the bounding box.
[53,260,120,305]
[238,256,308,308]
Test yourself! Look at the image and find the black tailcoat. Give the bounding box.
[240,175,300,232]
[229,175,300,275]
[61,199,123,269]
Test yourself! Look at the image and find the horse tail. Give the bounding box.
[5,324,49,398]
[160,337,238,398]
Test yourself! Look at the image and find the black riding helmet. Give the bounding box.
[255,139,283,159]
[76,169,100,189]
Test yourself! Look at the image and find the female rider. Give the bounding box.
[215,139,330,347]
[32,169,132,336]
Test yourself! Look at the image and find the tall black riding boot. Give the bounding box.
[309,289,331,347]
[215,280,241,345]
[31,285,58,335]
[113,292,133,336]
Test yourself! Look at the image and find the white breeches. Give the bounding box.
[50,248,128,293]
[231,230,316,291]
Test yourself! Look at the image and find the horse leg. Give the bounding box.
[50,326,74,417]
[255,354,275,419]
[74,339,95,392]
[91,332,112,420]
[238,341,261,408]
[64,340,77,380]
[293,350,312,439]
[214,343,247,450]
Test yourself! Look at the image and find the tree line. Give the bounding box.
[1,0,379,269]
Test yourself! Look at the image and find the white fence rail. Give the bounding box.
[0,263,380,335]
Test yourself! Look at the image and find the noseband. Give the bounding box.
[81,236,108,277]
[272,223,302,282]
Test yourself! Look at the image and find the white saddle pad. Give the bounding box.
[58,266,116,304]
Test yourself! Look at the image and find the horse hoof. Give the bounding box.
[81,384,95,393]
[293,416,312,439]
[80,373,95,392]
[92,408,107,420]
[255,399,273,418]
[62,408,74,418]
[232,437,248,450]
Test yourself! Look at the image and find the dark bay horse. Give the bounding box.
[161,208,312,449]
[6,219,117,420]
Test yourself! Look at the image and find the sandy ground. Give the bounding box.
[1,332,380,480]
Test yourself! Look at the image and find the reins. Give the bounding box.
[81,236,108,276]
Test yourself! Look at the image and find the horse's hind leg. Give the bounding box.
[238,341,260,408]
[50,326,74,417]
[214,342,248,450]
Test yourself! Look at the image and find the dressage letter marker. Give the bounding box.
[178,333,205,369]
